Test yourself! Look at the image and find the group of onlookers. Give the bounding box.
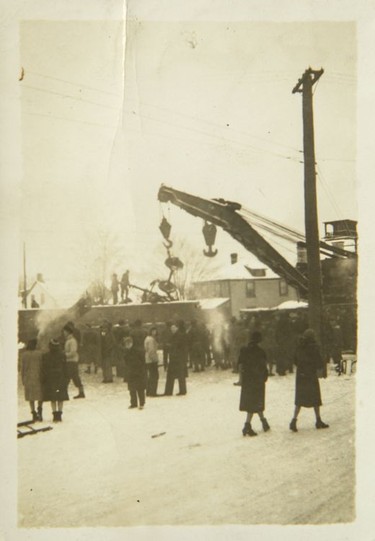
[20,309,351,430]
[238,310,353,378]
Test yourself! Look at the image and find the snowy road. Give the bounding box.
[18,365,355,527]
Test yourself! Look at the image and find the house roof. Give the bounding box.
[240,299,308,313]
[275,300,308,310]
[195,260,279,282]
[20,280,58,303]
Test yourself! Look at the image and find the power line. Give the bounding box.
[27,70,121,97]
[316,163,355,240]
[125,125,264,162]
[316,163,344,220]
[240,206,305,241]
[255,229,297,258]
[24,110,117,129]
[124,97,303,154]
[21,84,121,111]
[22,80,303,162]
[319,157,355,163]
[125,109,303,164]
[243,217,301,244]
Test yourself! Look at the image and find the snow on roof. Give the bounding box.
[240,300,308,314]
[240,307,273,313]
[198,297,230,310]
[196,261,279,281]
[275,300,308,310]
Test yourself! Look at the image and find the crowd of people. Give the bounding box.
[19,310,351,433]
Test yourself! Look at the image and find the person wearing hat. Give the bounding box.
[123,336,146,409]
[289,328,329,432]
[41,339,69,422]
[238,331,270,437]
[63,322,85,398]
[164,321,188,396]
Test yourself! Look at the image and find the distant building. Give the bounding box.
[19,275,59,310]
[192,253,299,318]
[323,219,357,254]
[296,219,358,306]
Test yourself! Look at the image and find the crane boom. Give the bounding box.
[158,184,309,295]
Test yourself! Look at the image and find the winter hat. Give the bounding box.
[63,323,74,334]
[303,328,316,342]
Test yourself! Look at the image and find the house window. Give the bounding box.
[279,279,288,296]
[219,282,229,297]
[246,281,256,298]
[213,283,219,297]
[248,268,266,277]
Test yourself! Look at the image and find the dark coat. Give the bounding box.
[130,327,147,353]
[238,343,268,413]
[81,328,100,364]
[168,330,188,379]
[294,338,323,407]
[21,349,44,401]
[41,349,69,402]
[124,347,146,388]
[100,329,116,369]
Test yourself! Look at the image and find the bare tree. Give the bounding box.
[72,228,128,303]
[150,237,221,300]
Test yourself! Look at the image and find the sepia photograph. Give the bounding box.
[1,0,375,539]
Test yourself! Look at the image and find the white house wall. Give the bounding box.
[229,279,298,317]
[193,279,299,318]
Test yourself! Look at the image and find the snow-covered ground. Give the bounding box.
[17,364,355,527]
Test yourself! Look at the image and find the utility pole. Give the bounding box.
[293,67,324,355]
[23,241,28,309]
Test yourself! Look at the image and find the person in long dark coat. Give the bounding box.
[41,339,69,422]
[289,328,329,432]
[164,322,187,396]
[130,319,147,355]
[21,338,44,421]
[123,336,146,409]
[238,331,270,437]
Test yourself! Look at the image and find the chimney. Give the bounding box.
[36,273,44,283]
[230,253,238,265]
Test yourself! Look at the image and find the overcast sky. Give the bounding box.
[19,19,356,298]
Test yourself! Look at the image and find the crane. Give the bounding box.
[157,184,356,300]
